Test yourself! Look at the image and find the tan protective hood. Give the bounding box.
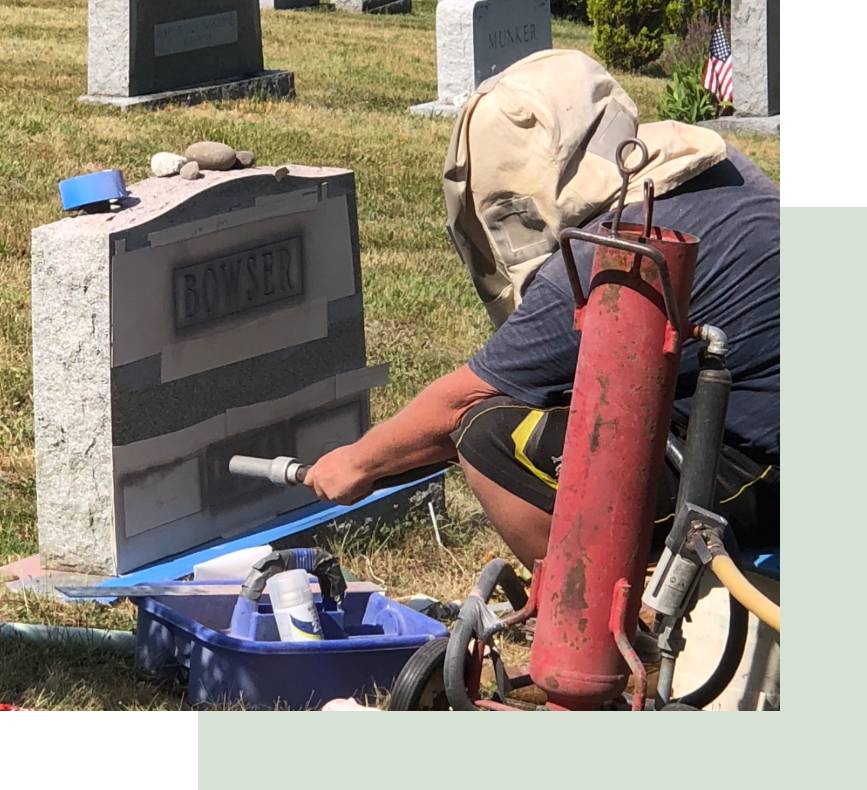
[444,49,727,327]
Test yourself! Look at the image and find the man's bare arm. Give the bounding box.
[303,364,499,504]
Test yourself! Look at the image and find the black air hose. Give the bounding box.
[444,559,528,711]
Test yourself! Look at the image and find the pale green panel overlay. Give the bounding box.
[198,209,864,787]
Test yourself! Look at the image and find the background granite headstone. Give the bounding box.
[410,0,552,117]
[32,166,388,575]
[82,0,294,109]
[703,0,780,135]
[732,0,779,117]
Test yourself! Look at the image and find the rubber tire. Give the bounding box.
[389,637,451,711]
[661,703,701,711]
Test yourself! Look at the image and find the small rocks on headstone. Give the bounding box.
[179,161,201,181]
[184,141,237,171]
[274,166,289,182]
[151,152,188,178]
[235,150,256,169]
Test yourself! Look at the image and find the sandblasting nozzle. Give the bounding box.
[228,455,309,487]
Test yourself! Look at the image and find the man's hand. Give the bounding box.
[302,445,374,506]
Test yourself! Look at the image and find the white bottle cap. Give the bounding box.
[266,569,314,611]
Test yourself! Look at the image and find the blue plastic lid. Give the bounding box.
[59,169,128,211]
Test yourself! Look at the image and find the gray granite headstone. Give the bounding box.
[333,0,412,13]
[32,166,389,575]
[731,0,780,126]
[410,0,552,117]
[82,0,294,109]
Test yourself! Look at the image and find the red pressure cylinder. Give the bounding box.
[529,223,699,709]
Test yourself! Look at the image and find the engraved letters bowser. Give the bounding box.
[174,237,304,329]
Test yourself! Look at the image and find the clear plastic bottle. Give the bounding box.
[265,569,324,642]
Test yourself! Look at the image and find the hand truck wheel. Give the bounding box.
[389,637,451,711]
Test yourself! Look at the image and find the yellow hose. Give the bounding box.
[710,554,780,633]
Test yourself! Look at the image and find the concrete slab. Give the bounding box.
[333,0,412,13]
[699,115,780,136]
[261,0,320,8]
[80,70,294,110]
[0,555,108,596]
[409,100,461,118]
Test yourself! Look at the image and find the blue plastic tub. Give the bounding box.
[134,583,449,709]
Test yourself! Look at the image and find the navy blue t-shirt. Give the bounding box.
[469,146,780,466]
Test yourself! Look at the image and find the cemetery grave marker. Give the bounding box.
[82,0,294,109]
[410,0,552,117]
[32,166,387,574]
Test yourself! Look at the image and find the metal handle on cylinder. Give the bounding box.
[559,227,683,342]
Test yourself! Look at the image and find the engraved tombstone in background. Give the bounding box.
[701,0,780,135]
[31,166,388,575]
[410,0,552,117]
[81,0,294,109]
[732,0,780,126]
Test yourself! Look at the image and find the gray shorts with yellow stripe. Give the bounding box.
[451,395,780,548]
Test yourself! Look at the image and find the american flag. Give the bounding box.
[703,25,733,103]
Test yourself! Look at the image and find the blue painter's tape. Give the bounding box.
[59,170,128,211]
[94,470,447,589]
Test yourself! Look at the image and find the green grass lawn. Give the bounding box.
[0,0,779,709]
